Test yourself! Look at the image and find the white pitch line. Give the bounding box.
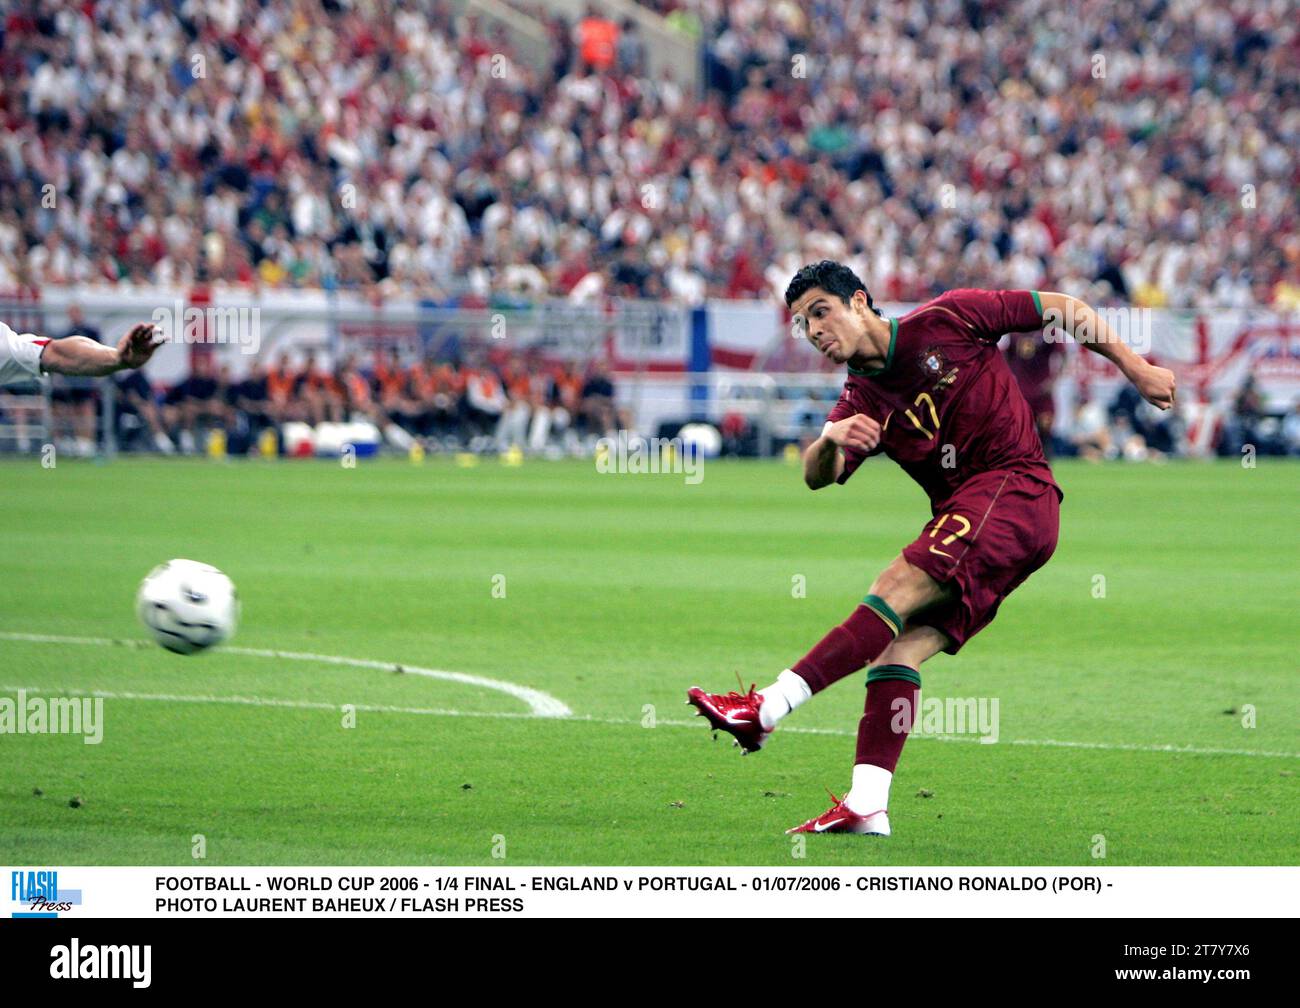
[1,680,1296,761]
[1006,737,1300,759]
[0,631,570,718]
[0,685,545,721]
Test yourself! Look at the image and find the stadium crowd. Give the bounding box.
[1,0,1296,311]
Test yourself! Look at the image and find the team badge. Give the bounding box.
[918,348,945,376]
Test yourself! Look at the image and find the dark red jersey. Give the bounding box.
[826,289,1061,507]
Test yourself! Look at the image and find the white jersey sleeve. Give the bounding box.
[0,320,49,386]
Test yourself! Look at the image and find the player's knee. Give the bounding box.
[868,557,946,620]
[874,626,950,670]
[866,558,920,611]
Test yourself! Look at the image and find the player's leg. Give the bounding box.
[787,624,948,835]
[842,624,949,819]
[756,556,952,727]
[789,474,1062,834]
[74,394,96,454]
[685,556,951,752]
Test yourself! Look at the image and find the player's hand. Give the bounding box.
[824,413,882,453]
[116,323,165,369]
[1132,362,1177,410]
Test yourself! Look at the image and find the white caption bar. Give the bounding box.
[4,867,1296,918]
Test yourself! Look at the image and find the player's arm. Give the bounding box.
[39,323,164,377]
[1036,292,1176,410]
[803,413,881,490]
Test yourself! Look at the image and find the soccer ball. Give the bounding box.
[136,559,239,655]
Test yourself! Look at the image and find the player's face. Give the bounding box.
[790,288,869,364]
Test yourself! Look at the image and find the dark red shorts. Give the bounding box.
[901,470,1061,654]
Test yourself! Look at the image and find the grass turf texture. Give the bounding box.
[0,456,1295,866]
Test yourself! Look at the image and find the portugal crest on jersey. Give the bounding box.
[918,348,945,377]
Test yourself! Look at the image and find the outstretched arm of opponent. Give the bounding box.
[1036,292,1176,410]
[39,323,164,377]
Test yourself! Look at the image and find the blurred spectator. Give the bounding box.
[267,355,298,423]
[463,359,508,439]
[1111,383,1176,456]
[112,367,174,454]
[719,411,750,456]
[162,354,224,454]
[1282,401,1300,456]
[577,5,619,71]
[578,363,619,435]
[1110,414,1165,463]
[616,19,647,76]
[50,304,101,455]
[1217,375,1265,455]
[530,361,580,452]
[226,362,272,455]
[1069,390,1113,462]
[294,353,345,425]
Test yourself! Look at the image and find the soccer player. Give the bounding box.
[687,261,1176,836]
[0,318,164,386]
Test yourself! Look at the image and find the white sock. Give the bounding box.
[844,763,892,816]
[758,669,812,730]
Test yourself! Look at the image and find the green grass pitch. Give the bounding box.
[0,455,1295,866]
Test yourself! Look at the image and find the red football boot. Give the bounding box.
[685,682,771,754]
[785,791,891,835]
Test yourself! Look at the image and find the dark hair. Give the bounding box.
[784,260,882,317]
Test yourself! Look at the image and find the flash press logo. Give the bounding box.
[10,870,81,917]
[50,939,151,988]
